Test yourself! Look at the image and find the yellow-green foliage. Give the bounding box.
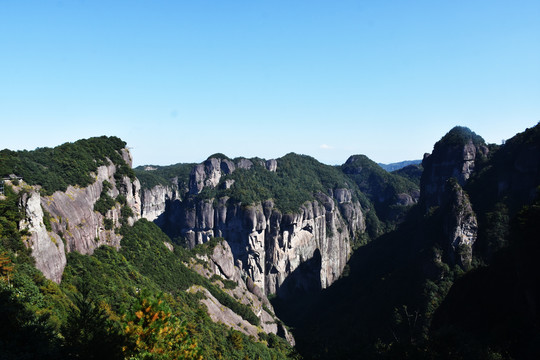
[123,293,202,360]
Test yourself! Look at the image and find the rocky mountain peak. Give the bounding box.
[421,126,489,209]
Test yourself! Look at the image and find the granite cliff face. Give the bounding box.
[17,150,141,283]
[140,184,178,223]
[140,156,366,297]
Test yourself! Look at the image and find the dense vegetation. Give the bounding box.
[342,154,419,229]
[392,164,423,187]
[0,183,295,359]
[430,194,540,359]
[0,136,134,195]
[433,126,486,151]
[179,153,360,215]
[137,152,380,221]
[134,163,195,191]
[3,123,539,359]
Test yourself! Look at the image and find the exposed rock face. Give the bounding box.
[140,184,177,222]
[236,158,253,170]
[19,191,66,284]
[189,158,236,194]
[189,285,261,338]
[421,132,488,209]
[188,157,277,195]
[159,175,365,296]
[187,240,295,345]
[265,159,278,172]
[173,155,365,297]
[442,180,477,268]
[18,154,141,283]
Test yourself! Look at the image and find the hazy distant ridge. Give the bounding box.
[378,159,422,172]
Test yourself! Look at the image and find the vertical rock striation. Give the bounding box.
[141,156,366,297]
[442,179,477,268]
[18,153,141,283]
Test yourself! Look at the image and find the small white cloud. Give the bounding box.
[320,144,333,150]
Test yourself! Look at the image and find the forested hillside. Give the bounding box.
[0,136,134,195]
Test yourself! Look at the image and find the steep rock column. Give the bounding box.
[442,179,478,269]
[19,190,66,284]
[242,204,267,291]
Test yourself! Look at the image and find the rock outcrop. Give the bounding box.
[17,154,141,283]
[189,158,236,194]
[19,190,66,284]
[442,179,477,268]
[188,157,278,195]
[140,184,177,222]
[187,240,295,345]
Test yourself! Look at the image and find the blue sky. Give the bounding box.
[1,1,539,166]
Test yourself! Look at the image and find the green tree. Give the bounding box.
[61,285,125,360]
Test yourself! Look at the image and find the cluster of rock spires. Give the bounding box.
[142,156,365,296]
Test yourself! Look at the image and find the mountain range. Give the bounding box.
[1,123,539,359]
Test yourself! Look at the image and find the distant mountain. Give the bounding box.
[378,159,422,172]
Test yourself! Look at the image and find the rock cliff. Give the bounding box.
[17,151,141,283]
[141,156,366,297]
[140,184,178,223]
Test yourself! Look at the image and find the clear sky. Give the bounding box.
[1,0,539,166]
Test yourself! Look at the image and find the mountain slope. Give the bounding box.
[277,123,540,359]
[342,154,420,228]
